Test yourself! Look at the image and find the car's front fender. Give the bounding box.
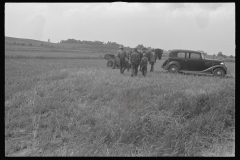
[201,65,227,74]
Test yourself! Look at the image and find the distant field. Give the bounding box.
[5,58,235,156]
[5,45,112,58]
[205,55,235,62]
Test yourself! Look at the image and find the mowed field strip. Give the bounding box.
[5,58,235,156]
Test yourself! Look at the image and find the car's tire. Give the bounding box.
[213,68,225,77]
[168,65,179,73]
[107,60,115,69]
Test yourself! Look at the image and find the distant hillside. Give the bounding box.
[5,36,132,59]
[5,36,135,51]
[5,36,49,46]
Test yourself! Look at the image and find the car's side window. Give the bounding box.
[172,52,177,57]
[177,52,185,58]
[190,53,201,59]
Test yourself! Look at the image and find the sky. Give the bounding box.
[5,2,235,56]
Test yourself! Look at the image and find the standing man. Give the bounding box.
[138,49,143,71]
[142,47,147,55]
[117,46,127,74]
[141,48,147,71]
[140,53,148,77]
[145,47,151,62]
[130,48,140,77]
[127,50,132,72]
[149,48,156,72]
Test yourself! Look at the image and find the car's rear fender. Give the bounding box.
[164,61,180,70]
[162,59,169,68]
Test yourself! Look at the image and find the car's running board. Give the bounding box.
[179,70,213,76]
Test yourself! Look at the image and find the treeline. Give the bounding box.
[216,51,234,58]
[60,39,125,47]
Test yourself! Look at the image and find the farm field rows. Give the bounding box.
[5,58,235,156]
[5,45,114,58]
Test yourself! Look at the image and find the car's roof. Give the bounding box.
[169,49,202,53]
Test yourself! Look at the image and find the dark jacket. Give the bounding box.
[130,51,140,64]
[155,48,163,60]
[149,51,156,63]
[140,57,148,66]
[117,49,127,61]
[145,49,151,62]
[138,50,143,61]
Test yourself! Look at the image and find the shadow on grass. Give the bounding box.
[154,70,234,79]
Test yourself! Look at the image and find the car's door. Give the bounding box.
[175,52,188,70]
[186,52,205,71]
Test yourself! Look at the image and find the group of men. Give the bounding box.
[117,46,157,77]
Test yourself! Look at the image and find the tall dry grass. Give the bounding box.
[5,59,235,156]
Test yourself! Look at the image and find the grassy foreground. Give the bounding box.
[5,59,235,156]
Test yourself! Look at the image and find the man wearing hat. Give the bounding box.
[127,50,133,71]
[138,49,143,72]
[130,48,140,77]
[140,53,148,77]
[149,48,156,72]
[117,45,127,74]
[145,47,151,62]
[140,48,147,71]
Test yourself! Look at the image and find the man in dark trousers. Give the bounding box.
[140,53,148,77]
[145,47,151,63]
[117,46,127,74]
[127,50,132,71]
[130,48,140,77]
[149,48,156,72]
[140,48,147,71]
[138,49,143,71]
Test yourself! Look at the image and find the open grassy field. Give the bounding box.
[5,57,235,156]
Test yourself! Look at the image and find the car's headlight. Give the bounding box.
[220,62,225,65]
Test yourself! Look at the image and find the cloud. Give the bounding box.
[12,14,46,41]
[195,10,210,29]
[5,3,235,55]
[199,3,222,11]
[25,15,46,40]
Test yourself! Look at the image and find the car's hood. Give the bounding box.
[204,58,223,65]
[205,58,223,62]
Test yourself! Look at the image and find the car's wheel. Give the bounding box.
[107,60,115,69]
[213,68,225,77]
[168,65,179,73]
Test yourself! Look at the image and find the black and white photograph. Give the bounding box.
[5,2,235,157]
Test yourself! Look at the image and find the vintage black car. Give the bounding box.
[162,49,227,77]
